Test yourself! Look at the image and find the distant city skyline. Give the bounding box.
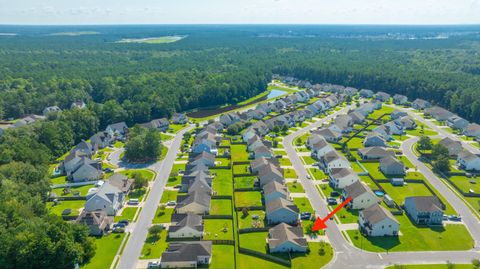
[1,0,480,25]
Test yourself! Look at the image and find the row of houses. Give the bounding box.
[438,137,480,171]
[0,114,45,136]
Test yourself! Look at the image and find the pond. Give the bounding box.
[267,89,287,100]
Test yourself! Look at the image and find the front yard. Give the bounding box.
[81,233,125,269]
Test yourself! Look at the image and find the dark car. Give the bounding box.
[330,191,340,197]
[327,197,337,205]
[114,223,126,228]
[118,220,129,226]
[61,209,72,215]
[104,168,113,173]
[449,215,462,221]
[300,212,311,220]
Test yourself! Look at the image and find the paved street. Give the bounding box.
[283,106,480,268]
[117,125,194,269]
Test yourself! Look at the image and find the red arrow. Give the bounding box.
[312,196,352,231]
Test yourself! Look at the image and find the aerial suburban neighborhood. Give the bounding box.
[4,73,480,269]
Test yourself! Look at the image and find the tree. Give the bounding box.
[432,144,449,160]
[417,136,432,154]
[242,207,249,217]
[132,172,148,189]
[124,127,162,162]
[433,156,450,173]
[472,258,480,269]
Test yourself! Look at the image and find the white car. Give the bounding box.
[166,201,176,206]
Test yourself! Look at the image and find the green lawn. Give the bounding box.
[346,137,364,149]
[279,158,292,166]
[216,157,231,167]
[51,184,94,197]
[399,156,415,168]
[287,181,305,193]
[140,228,168,259]
[47,200,85,216]
[152,207,174,224]
[449,175,480,193]
[233,164,251,175]
[309,168,326,180]
[81,233,125,269]
[239,232,269,253]
[50,175,68,185]
[212,169,233,196]
[337,208,360,224]
[237,210,266,229]
[168,124,187,134]
[351,162,365,173]
[379,182,432,205]
[203,219,234,240]
[385,265,474,269]
[127,187,147,201]
[234,176,257,189]
[293,197,313,213]
[210,199,233,215]
[284,168,298,178]
[160,133,174,141]
[362,162,387,179]
[231,144,249,162]
[114,207,138,222]
[210,245,235,269]
[119,169,155,181]
[235,191,263,208]
[273,149,287,156]
[347,214,474,252]
[302,156,316,165]
[160,190,178,204]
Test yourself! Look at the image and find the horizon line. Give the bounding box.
[1,23,480,27]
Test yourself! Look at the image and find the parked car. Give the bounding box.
[147,261,160,269]
[118,220,129,226]
[114,223,126,229]
[327,197,337,205]
[443,215,449,221]
[104,168,113,173]
[300,212,312,220]
[61,209,72,215]
[128,199,139,205]
[306,175,311,179]
[166,201,176,206]
[448,215,462,221]
[330,191,340,197]
[112,227,125,233]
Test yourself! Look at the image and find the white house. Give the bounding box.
[359,204,399,237]
[457,150,480,171]
[329,167,360,189]
[168,213,204,239]
[342,181,378,210]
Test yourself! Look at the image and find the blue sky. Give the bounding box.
[1,0,480,25]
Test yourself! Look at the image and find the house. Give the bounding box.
[242,128,257,143]
[263,181,289,203]
[72,140,96,157]
[447,116,469,130]
[172,113,188,124]
[258,164,284,186]
[140,118,170,132]
[348,111,366,124]
[251,121,269,136]
[190,151,216,167]
[268,223,308,253]
[379,156,405,175]
[168,213,204,239]
[463,123,480,138]
[312,128,342,143]
[90,131,113,149]
[182,172,212,194]
[333,115,353,133]
[358,147,393,160]
[424,106,455,121]
[344,87,358,96]
[175,191,211,215]
[250,157,278,174]
[71,158,102,182]
[71,101,87,109]
[252,145,273,159]
[192,132,218,155]
[370,100,382,110]
[375,91,391,102]
[106,122,128,140]
[359,204,399,237]
[323,151,351,170]
[374,121,404,137]
[310,138,335,159]
[342,181,378,210]
[404,196,444,225]
[84,182,124,215]
[364,132,387,147]
[390,110,408,120]
[394,116,417,130]
[75,210,113,236]
[412,98,431,110]
[266,197,299,225]
[392,94,408,105]
[439,137,463,156]
[247,135,264,152]
[359,89,374,98]
[329,167,360,189]
[256,103,272,114]
[457,150,480,171]
[43,106,62,116]
[219,112,240,127]
[108,173,134,194]
[160,241,212,268]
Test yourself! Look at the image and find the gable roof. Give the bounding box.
[405,196,443,213]
[108,173,134,193]
[361,204,398,225]
[268,223,307,249]
[263,181,288,197]
[176,190,211,209]
[344,181,375,200]
[169,213,204,233]
[161,241,212,263]
[266,198,299,214]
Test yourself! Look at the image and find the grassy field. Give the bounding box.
[47,200,84,216]
[140,228,168,259]
[239,231,269,252]
[212,169,234,196]
[160,190,178,204]
[301,156,316,165]
[210,245,236,269]
[233,164,251,175]
[81,233,125,269]
[284,168,298,178]
[152,207,174,224]
[385,265,474,269]
[210,199,233,215]
[235,191,263,207]
[287,181,305,193]
[51,184,93,197]
[119,169,155,181]
[234,176,257,189]
[293,197,313,213]
[231,144,249,162]
[347,137,365,149]
[347,214,474,252]
[168,123,187,133]
[237,210,266,229]
[379,182,433,205]
[279,157,293,166]
[203,219,234,240]
[449,175,480,193]
[114,207,138,222]
[362,162,387,179]
[309,168,326,180]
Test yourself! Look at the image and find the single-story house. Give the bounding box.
[412,98,431,110]
[447,116,469,130]
[359,89,374,98]
[463,123,480,138]
[424,106,455,121]
[358,147,393,160]
[175,190,211,215]
[172,113,188,124]
[390,110,408,120]
[364,132,387,147]
[312,128,342,143]
[169,213,204,239]
[106,122,129,140]
[258,164,284,186]
[392,94,408,105]
[375,91,391,102]
[268,223,308,253]
[160,241,212,268]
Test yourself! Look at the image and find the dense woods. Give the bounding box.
[0,25,479,268]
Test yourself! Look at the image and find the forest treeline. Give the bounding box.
[0,25,480,268]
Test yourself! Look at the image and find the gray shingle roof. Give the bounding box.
[161,241,212,263]
[361,204,398,225]
[268,223,307,249]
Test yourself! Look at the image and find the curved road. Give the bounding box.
[283,109,480,268]
[117,125,194,269]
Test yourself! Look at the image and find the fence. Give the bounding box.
[51,181,97,189]
[48,196,86,201]
[238,248,291,267]
[238,227,270,234]
[203,215,233,220]
[211,195,232,199]
[235,206,265,211]
[211,240,235,245]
